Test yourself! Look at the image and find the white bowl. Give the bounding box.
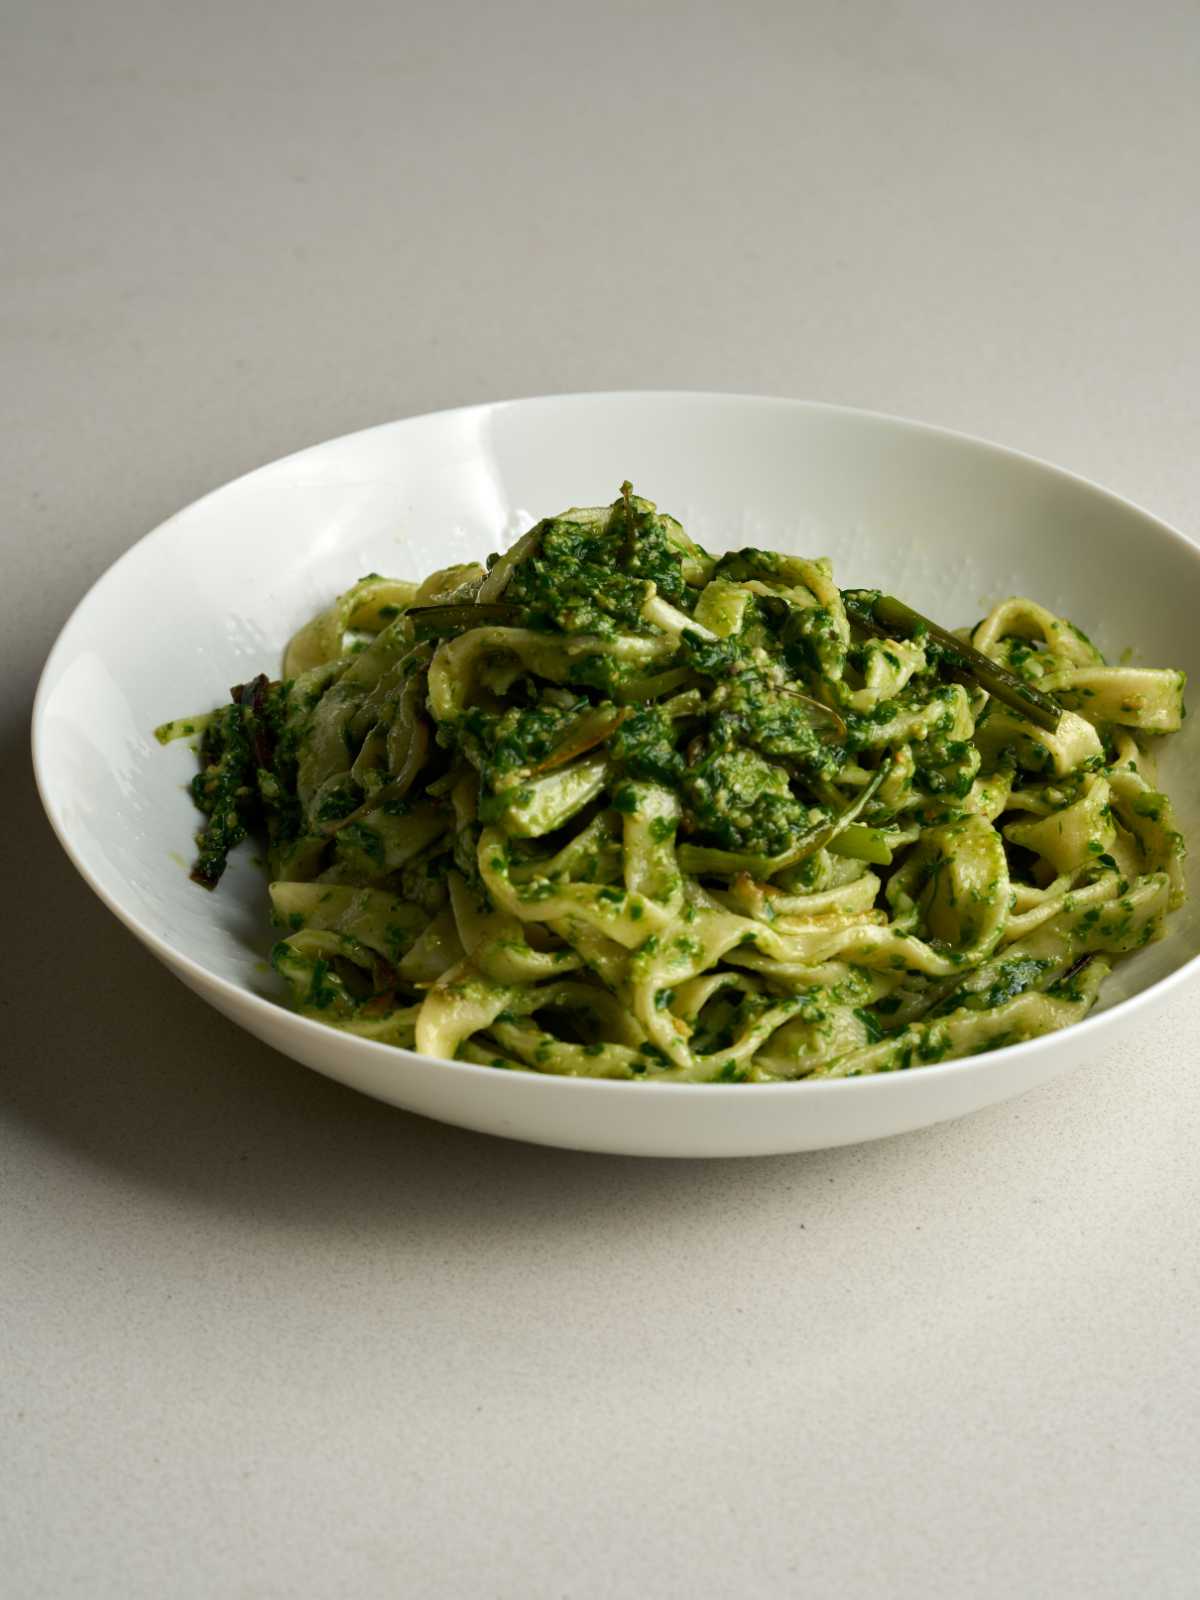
[32,394,1200,1156]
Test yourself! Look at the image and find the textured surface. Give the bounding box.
[4,2,1200,1595]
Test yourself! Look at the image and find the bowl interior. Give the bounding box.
[34,393,1200,1039]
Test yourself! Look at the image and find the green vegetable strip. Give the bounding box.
[408,601,526,638]
[842,589,1064,732]
[828,824,894,866]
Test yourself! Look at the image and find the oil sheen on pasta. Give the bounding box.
[159,487,1187,1081]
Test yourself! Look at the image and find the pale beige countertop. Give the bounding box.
[4,3,1199,1595]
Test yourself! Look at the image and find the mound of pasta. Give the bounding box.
[159,486,1186,1081]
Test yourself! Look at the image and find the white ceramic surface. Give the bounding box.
[31,393,1200,1156]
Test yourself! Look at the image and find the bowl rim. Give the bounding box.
[30,388,1200,1099]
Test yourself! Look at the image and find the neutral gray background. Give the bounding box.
[4,3,1199,1596]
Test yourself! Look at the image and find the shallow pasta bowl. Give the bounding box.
[31,393,1200,1156]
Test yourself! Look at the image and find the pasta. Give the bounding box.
[158,486,1187,1081]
